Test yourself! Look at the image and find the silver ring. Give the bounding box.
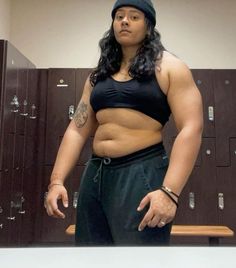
[160,221,166,226]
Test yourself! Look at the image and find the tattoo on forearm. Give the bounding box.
[73,101,88,128]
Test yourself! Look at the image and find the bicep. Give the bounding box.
[72,76,98,138]
[167,63,203,132]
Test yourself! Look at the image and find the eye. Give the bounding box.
[115,14,124,20]
[130,14,140,21]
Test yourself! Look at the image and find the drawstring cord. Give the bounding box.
[88,157,111,200]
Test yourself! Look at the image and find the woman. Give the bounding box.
[45,0,203,246]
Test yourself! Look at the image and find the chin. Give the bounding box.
[117,38,140,47]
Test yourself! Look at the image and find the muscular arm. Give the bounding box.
[163,58,203,195]
[50,77,98,185]
[138,55,203,230]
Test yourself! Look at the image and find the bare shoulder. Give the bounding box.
[161,51,192,77]
[83,74,94,95]
[157,51,196,94]
[156,51,190,95]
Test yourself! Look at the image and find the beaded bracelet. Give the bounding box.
[159,188,179,208]
[161,185,179,199]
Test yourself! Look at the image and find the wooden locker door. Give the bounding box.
[171,138,218,245]
[45,68,76,165]
[39,166,87,244]
[75,68,92,103]
[40,69,77,244]
[0,43,18,171]
[0,40,6,138]
[7,47,30,246]
[0,171,10,246]
[33,69,49,244]
[0,170,16,246]
[216,138,236,245]
[0,43,19,246]
[20,66,39,245]
[191,69,215,137]
[214,70,236,166]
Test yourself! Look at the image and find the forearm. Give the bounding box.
[50,128,86,185]
[163,126,202,196]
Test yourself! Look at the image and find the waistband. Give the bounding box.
[91,142,165,167]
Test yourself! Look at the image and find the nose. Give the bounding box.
[121,16,129,26]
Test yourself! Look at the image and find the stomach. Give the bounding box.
[92,108,164,157]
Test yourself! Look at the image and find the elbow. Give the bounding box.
[178,121,203,142]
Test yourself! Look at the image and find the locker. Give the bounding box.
[214,70,236,166]
[171,138,218,245]
[216,138,236,244]
[45,69,76,165]
[75,68,92,104]
[0,40,38,246]
[191,69,215,137]
[39,166,84,244]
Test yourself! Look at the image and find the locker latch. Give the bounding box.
[189,192,195,210]
[73,192,79,208]
[10,95,19,113]
[208,106,214,121]
[69,105,75,120]
[218,193,224,210]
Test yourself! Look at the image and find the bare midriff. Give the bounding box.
[92,108,163,158]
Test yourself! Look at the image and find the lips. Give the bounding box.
[120,29,131,33]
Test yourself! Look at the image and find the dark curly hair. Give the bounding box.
[90,18,166,86]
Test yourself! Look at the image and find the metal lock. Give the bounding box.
[10,95,20,113]
[189,192,195,210]
[218,193,224,210]
[73,192,79,208]
[20,99,28,116]
[208,106,214,121]
[69,105,75,120]
[29,104,37,119]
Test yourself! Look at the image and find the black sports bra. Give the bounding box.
[90,75,171,126]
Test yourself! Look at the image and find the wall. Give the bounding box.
[9,0,236,68]
[0,0,11,40]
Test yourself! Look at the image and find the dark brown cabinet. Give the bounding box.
[169,70,236,245]
[36,68,92,244]
[0,40,39,246]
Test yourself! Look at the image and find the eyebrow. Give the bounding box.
[116,8,143,14]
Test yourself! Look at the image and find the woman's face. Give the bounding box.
[113,6,147,48]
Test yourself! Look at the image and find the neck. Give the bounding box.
[121,45,140,69]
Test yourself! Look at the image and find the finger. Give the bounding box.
[52,208,65,219]
[46,195,65,218]
[62,192,69,208]
[138,209,154,231]
[157,218,168,228]
[137,194,151,211]
[148,215,161,228]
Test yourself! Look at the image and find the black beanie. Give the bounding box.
[111,0,156,26]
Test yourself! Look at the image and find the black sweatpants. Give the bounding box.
[75,142,172,246]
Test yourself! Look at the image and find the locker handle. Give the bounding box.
[20,99,28,116]
[208,106,214,121]
[73,192,79,208]
[69,105,75,120]
[189,192,195,210]
[0,223,3,229]
[218,193,224,210]
[0,206,3,214]
[7,202,16,221]
[7,216,15,221]
[10,95,19,113]
[18,196,26,214]
[29,104,37,119]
